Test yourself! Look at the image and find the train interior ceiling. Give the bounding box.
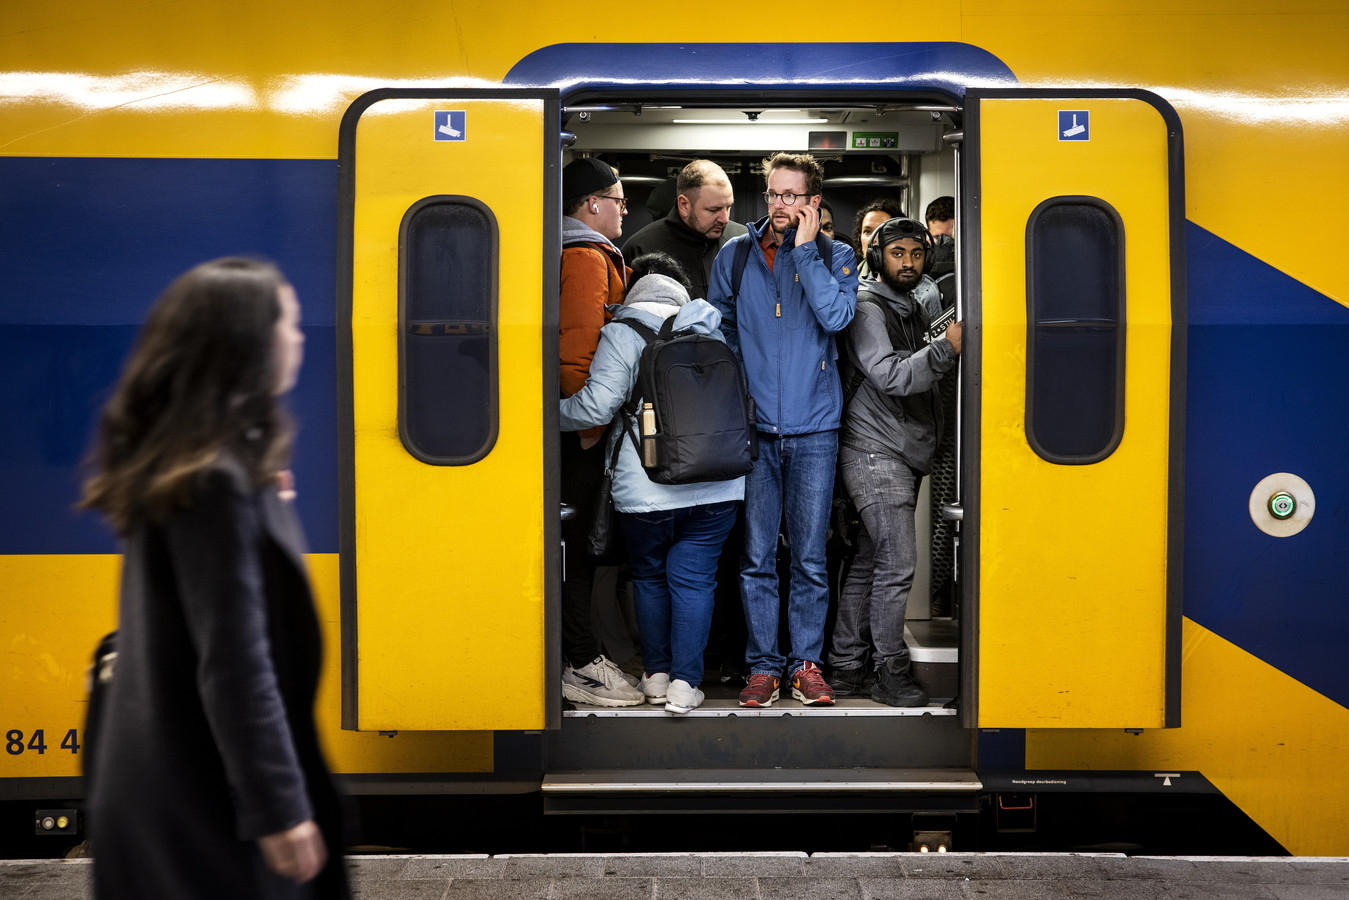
[560,98,961,716]
[565,101,960,250]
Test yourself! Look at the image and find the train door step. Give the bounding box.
[562,619,959,717]
[906,618,959,702]
[562,698,958,717]
[541,768,982,813]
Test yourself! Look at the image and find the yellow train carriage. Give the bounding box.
[3,2,1347,856]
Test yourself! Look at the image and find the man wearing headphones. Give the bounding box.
[827,218,961,707]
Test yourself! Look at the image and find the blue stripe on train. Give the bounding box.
[1184,221,1349,709]
[0,157,339,553]
[2,159,1346,712]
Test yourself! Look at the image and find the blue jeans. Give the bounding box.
[619,501,739,686]
[740,430,838,676]
[828,448,920,671]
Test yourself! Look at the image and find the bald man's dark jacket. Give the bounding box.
[623,208,748,301]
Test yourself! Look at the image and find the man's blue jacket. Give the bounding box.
[707,215,858,435]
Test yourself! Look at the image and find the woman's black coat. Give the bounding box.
[89,458,349,899]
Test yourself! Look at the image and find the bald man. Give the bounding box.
[623,160,748,301]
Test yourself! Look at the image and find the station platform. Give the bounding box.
[4,852,1348,899]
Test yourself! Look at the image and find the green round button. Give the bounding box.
[1268,492,1296,520]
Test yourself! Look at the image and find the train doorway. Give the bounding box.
[337,85,1182,748]
[557,95,965,725]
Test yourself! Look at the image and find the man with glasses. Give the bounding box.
[557,157,643,708]
[708,152,858,708]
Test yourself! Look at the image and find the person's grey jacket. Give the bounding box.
[559,273,745,513]
[840,275,957,474]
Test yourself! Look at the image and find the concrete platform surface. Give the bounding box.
[3,852,1348,899]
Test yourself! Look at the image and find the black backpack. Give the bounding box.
[612,316,758,485]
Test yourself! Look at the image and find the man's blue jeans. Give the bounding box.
[620,500,739,686]
[828,448,920,671]
[740,430,838,676]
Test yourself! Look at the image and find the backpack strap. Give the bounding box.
[728,236,753,305]
[843,292,928,405]
[606,317,660,457]
[608,316,658,417]
[815,231,834,270]
[842,295,882,406]
[610,317,658,344]
[729,225,835,301]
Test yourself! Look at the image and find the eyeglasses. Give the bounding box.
[595,194,628,212]
[763,191,816,207]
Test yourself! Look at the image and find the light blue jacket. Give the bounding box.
[559,273,746,513]
[707,215,858,435]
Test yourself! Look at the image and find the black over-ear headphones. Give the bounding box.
[865,217,935,276]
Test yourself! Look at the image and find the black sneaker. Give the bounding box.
[829,667,876,697]
[871,663,929,708]
[719,664,747,689]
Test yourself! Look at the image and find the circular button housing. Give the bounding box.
[1249,474,1314,537]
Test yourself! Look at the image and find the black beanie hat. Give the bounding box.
[563,157,618,203]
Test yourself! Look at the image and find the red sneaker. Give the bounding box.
[738,673,781,708]
[791,661,835,706]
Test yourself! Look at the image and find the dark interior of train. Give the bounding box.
[561,99,962,716]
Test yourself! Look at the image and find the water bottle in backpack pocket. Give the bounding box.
[617,317,758,485]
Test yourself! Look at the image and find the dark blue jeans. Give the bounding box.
[740,430,838,676]
[828,448,920,671]
[619,500,739,686]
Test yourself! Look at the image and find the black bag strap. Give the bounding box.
[843,291,933,409]
[604,317,658,458]
[728,236,753,304]
[603,416,625,473]
[728,229,835,304]
[610,316,658,344]
[815,231,836,271]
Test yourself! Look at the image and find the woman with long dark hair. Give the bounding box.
[81,258,349,898]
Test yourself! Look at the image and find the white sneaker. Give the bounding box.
[639,672,670,704]
[562,656,644,707]
[664,679,704,714]
[595,655,643,690]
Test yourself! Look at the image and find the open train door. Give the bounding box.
[962,90,1184,729]
[337,89,561,731]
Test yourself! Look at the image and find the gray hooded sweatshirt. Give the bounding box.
[840,275,957,474]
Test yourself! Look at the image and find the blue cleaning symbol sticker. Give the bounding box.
[434,110,466,142]
[1058,110,1089,141]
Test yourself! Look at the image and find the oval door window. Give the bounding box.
[1024,196,1125,464]
[399,196,500,465]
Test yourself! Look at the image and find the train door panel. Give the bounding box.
[965,90,1184,729]
[338,90,561,731]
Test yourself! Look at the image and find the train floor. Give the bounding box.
[4,852,1348,899]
